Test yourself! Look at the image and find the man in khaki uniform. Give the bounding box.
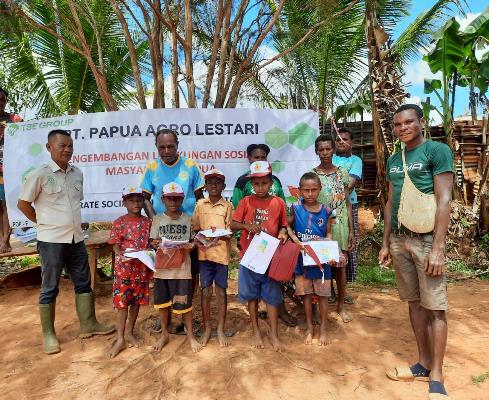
[18,129,114,354]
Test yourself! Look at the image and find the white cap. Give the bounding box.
[162,182,184,197]
[247,161,272,178]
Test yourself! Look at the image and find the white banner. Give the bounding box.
[4,108,318,226]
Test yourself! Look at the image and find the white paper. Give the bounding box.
[302,240,340,265]
[13,227,37,243]
[198,228,233,238]
[124,249,156,272]
[241,232,280,274]
[160,238,189,249]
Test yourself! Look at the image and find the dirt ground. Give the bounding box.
[1,278,488,400]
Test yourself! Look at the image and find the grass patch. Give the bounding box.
[354,264,397,287]
[471,371,489,385]
[19,255,40,268]
[447,260,473,276]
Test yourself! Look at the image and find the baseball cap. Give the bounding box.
[246,143,270,156]
[205,169,225,182]
[162,182,184,197]
[247,161,272,178]
[122,185,144,199]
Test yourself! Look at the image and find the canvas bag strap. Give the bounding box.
[303,244,325,283]
[401,149,414,185]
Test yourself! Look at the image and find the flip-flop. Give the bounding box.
[328,295,337,305]
[150,319,162,334]
[344,295,355,305]
[429,380,449,399]
[386,363,431,382]
[257,311,268,319]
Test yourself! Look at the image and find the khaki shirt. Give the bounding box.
[19,159,84,243]
[192,197,232,265]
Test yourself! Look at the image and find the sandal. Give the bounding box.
[429,380,449,399]
[150,318,162,334]
[257,310,268,319]
[328,295,337,305]
[344,294,355,305]
[386,363,431,382]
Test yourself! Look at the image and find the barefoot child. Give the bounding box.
[150,182,203,353]
[231,161,288,351]
[108,187,152,358]
[192,169,233,347]
[287,172,335,346]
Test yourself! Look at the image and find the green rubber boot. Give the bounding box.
[39,302,61,354]
[75,292,115,338]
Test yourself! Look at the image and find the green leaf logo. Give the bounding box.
[7,124,19,136]
[28,143,43,157]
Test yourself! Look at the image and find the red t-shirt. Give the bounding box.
[233,195,287,255]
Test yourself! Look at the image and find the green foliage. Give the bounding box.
[447,260,472,275]
[19,255,40,268]
[480,234,489,252]
[471,371,489,385]
[0,0,147,117]
[355,265,397,286]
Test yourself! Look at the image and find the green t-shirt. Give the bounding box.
[386,140,453,229]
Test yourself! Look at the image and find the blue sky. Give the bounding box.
[393,1,488,121]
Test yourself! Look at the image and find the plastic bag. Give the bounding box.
[155,247,185,269]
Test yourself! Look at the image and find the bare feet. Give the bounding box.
[304,329,313,345]
[217,329,230,347]
[153,333,169,352]
[319,332,330,346]
[108,338,126,358]
[126,332,141,348]
[0,241,11,254]
[251,329,264,349]
[201,326,212,346]
[189,336,204,353]
[337,309,352,323]
[269,334,283,352]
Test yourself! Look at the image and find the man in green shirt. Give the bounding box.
[232,143,295,327]
[379,104,453,399]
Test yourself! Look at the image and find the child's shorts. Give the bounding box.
[295,274,331,297]
[154,278,193,314]
[238,265,283,307]
[200,260,228,289]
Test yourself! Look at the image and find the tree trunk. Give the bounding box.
[365,6,387,208]
[110,0,147,109]
[183,0,196,108]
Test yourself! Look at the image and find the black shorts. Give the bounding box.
[154,278,193,314]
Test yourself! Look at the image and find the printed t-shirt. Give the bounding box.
[192,197,232,265]
[140,155,204,215]
[386,140,453,229]
[291,201,331,279]
[232,195,287,255]
[232,172,285,208]
[312,166,350,250]
[333,153,363,204]
[108,215,152,252]
[150,213,192,279]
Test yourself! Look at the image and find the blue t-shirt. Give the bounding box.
[292,201,332,280]
[333,153,363,204]
[140,155,205,215]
